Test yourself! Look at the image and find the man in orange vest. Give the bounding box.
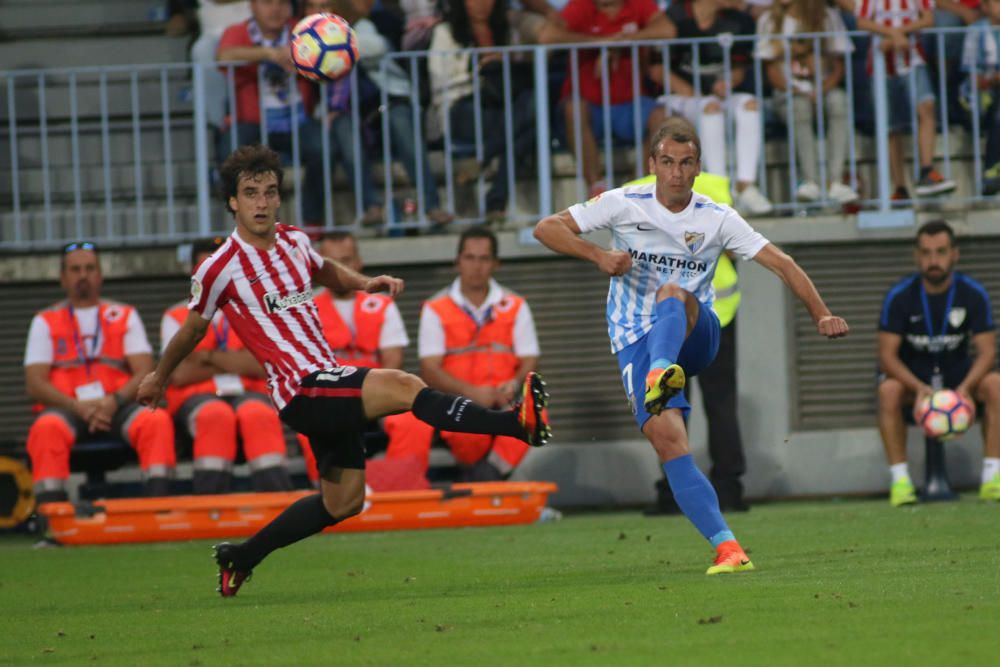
[299,231,411,483]
[384,226,541,481]
[24,242,176,504]
[161,238,294,494]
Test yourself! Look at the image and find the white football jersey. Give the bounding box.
[569,183,769,352]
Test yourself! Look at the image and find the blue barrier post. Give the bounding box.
[192,62,212,236]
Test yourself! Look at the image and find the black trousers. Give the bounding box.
[695,321,746,500]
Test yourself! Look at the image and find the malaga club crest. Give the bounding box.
[684,231,705,254]
[948,307,966,328]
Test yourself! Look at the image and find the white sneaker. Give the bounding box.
[827,181,859,204]
[795,181,822,202]
[734,184,773,216]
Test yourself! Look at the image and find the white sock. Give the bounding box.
[982,458,1000,484]
[890,463,910,484]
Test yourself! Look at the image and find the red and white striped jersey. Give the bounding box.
[188,223,338,410]
[857,0,933,76]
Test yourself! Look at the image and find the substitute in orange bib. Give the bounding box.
[162,238,294,494]
[24,242,175,504]
[299,231,410,483]
[384,226,541,481]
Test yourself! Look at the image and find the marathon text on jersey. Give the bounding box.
[628,248,709,275]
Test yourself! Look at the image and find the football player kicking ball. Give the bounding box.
[137,145,550,597]
[534,117,848,574]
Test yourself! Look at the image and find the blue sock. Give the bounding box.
[648,297,686,371]
[663,455,734,547]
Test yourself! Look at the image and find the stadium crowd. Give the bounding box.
[163,0,1000,226]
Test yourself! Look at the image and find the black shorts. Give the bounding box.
[280,367,370,474]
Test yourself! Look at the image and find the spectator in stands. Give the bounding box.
[165,0,199,36]
[384,226,541,481]
[400,0,443,49]
[217,0,326,224]
[927,0,981,85]
[23,242,176,504]
[511,0,567,44]
[960,0,1000,194]
[755,0,859,204]
[307,0,453,228]
[161,238,293,494]
[426,0,538,223]
[658,0,774,216]
[191,1,253,134]
[299,231,412,483]
[877,220,1000,506]
[856,0,957,200]
[538,0,673,198]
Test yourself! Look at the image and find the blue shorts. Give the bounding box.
[885,66,936,133]
[589,97,659,143]
[616,301,721,430]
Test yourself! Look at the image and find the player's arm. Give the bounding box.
[958,330,997,399]
[534,210,632,276]
[137,311,211,408]
[752,243,849,338]
[878,331,933,396]
[314,257,403,298]
[170,352,215,386]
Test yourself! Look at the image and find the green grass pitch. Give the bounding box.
[2,497,999,666]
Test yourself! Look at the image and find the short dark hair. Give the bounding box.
[457,225,498,258]
[220,144,284,214]
[319,230,356,245]
[916,219,956,246]
[649,117,701,160]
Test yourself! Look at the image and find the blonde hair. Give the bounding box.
[768,0,829,58]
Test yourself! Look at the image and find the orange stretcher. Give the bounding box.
[38,481,559,546]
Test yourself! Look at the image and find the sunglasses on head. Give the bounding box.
[63,241,96,253]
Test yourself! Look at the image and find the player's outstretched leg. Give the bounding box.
[364,369,551,447]
[644,285,695,416]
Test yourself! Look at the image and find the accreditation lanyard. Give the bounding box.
[919,278,957,382]
[67,304,102,378]
[462,304,493,333]
[211,316,230,352]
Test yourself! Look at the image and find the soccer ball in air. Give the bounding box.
[290,13,358,82]
[914,389,975,441]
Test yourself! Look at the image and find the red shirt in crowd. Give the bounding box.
[217,19,317,125]
[559,0,661,105]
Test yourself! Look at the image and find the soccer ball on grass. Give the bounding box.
[914,389,975,441]
[290,13,359,82]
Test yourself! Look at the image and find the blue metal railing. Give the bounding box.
[0,26,997,249]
